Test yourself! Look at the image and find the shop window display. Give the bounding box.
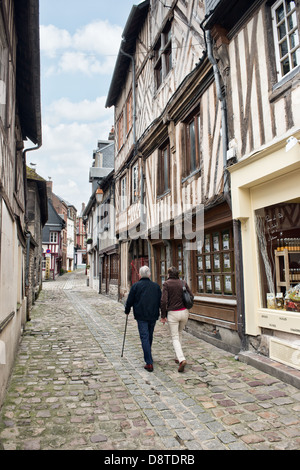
[193,227,235,296]
[255,202,300,312]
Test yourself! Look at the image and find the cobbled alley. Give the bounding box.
[0,270,300,452]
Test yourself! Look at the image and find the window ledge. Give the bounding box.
[157,189,171,200]
[194,295,237,305]
[154,69,172,96]
[181,168,201,184]
[270,65,300,103]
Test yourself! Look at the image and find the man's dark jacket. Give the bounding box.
[125,278,162,322]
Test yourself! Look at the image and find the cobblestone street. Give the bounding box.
[0,270,300,452]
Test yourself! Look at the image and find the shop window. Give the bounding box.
[110,254,119,281]
[272,0,300,80]
[173,241,184,279]
[157,245,167,286]
[255,202,300,311]
[102,256,109,282]
[193,228,235,296]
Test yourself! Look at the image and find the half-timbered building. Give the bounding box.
[42,199,65,280]
[106,0,242,352]
[26,166,48,319]
[0,0,42,405]
[205,0,300,370]
[84,135,115,292]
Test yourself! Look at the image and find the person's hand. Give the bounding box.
[160,317,167,325]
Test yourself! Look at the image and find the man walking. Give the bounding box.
[124,266,161,372]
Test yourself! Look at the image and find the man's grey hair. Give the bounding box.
[139,266,151,278]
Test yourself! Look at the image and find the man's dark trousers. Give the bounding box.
[137,320,156,365]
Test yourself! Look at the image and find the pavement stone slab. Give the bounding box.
[1,270,300,451]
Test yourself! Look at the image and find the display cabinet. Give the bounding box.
[275,249,300,291]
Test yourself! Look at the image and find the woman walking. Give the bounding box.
[160,267,194,372]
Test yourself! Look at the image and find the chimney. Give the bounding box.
[46,180,53,199]
[108,126,115,141]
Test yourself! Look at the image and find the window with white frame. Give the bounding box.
[120,175,127,212]
[132,163,139,203]
[50,232,58,243]
[272,0,300,80]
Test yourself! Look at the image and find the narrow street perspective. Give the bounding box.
[1,270,300,452]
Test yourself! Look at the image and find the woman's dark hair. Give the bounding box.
[168,266,179,278]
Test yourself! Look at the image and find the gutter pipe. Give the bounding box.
[120,42,145,227]
[205,30,230,200]
[23,142,42,320]
[205,29,247,350]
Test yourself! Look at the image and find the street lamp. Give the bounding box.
[95,188,103,204]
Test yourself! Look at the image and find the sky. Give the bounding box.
[28,0,140,213]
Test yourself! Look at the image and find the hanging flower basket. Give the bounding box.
[86,238,93,244]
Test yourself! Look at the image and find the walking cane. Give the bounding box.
[121,314,129,357]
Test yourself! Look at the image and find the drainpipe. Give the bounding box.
[233,219,247,350]
[206,30,247,351]
[23,143,42,216]
[25,231,31,295]
[206,30,230,202]
[120,43,145,226]
[120,43,136,146]
[23,142,42,320]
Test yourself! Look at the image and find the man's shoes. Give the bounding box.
[144,364,153,372]
[178,360,186,373]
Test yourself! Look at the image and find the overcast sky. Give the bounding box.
[28,0,139,213]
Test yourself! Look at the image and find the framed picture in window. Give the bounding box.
[214,253,221,272]
[224,275,233,294]
[206,275,212,293]
[205,255,211,271]
[197,240,203,254]
[214,275,222,293]
[223,253,231,271]
[205,234,211,253]
[213,233,220,251]
[198,275,204,293]
[222,230,230,250]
